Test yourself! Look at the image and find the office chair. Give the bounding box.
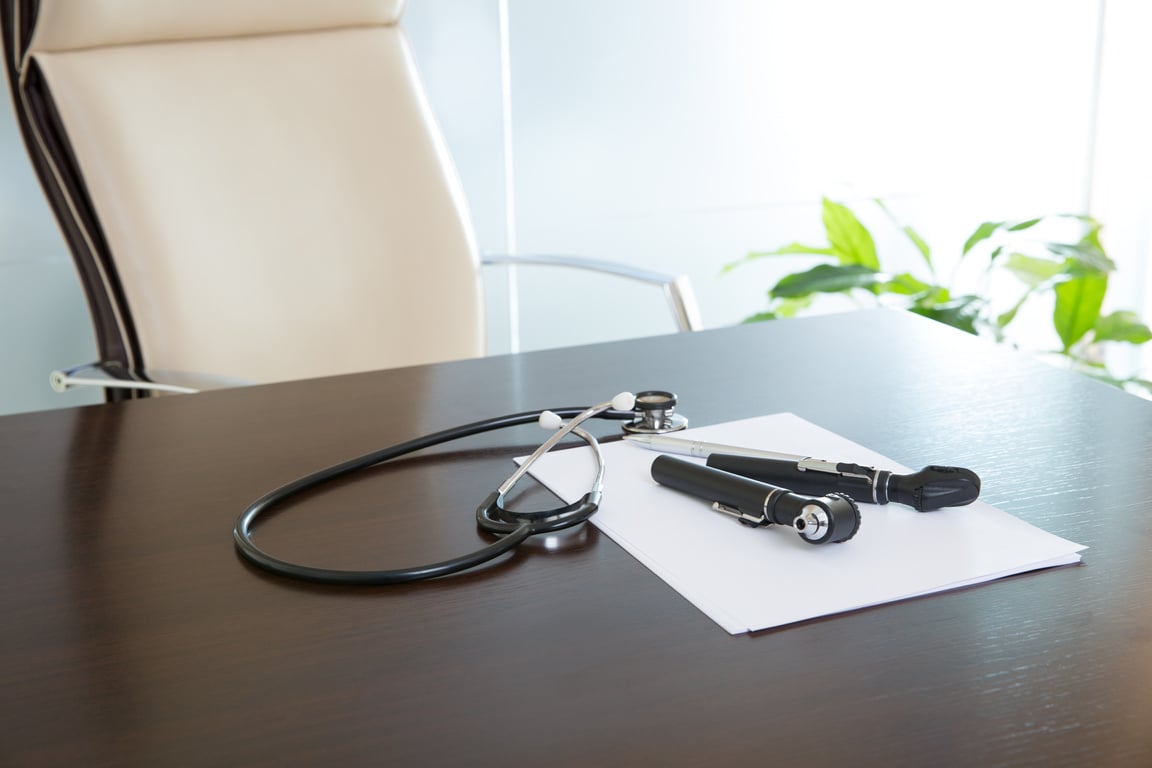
[1,0,700,400]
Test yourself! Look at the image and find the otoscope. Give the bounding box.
[651,455,861,545]
[626,435,981,512]
[706,455,980,512]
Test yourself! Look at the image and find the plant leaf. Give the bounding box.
[821,198,879,268]
[750,243,838,257]
[883,272,934,296]
[1094,310,1152,345]
[962,220,1002,255]
[770,263,883,299]
[996,291,1034,333]
[768,296,815,318]
[1002,252,1066,287]
[911,285,952,307]
[873,198,933,272]
[909,296,983,335]
[1053,273,1108,352]
[1006,217,1043,232]
[1039,215,1114,273]
[719,244,836,275]
[1046,241,1114,274]
[901,225,932,268]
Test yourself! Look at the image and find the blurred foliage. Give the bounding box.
[724,197,1152,395]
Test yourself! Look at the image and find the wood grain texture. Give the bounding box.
[2,309,1150,767]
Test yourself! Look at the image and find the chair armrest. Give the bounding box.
[50,362,251,395]
[481,252,702,332]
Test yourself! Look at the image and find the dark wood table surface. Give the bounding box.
[2,309,1151,767]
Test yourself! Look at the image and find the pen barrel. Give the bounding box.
[707,455,886,504]
[651,455,786,526]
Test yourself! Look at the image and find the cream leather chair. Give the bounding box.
[2,0,699,399]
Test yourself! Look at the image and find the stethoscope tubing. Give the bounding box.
[233,406,631,585]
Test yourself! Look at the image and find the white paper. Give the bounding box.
[524,413,1086,634]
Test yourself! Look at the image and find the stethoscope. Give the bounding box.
[233,390,689,585]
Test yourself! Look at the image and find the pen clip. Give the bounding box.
[711,501,769,527]
[796,458,841,475]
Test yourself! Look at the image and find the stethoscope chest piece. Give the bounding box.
[621,390,688,434]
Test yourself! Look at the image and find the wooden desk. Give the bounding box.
[2,309,1150,767]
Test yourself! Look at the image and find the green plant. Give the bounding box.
[724,197,1152,394]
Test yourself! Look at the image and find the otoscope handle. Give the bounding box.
[651,455,860,544]
[705,455,981,512]
[652,455,788,527]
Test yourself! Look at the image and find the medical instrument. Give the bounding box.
[706,454,980,512]
[621,390,689,434]
[626,434,980,512]
[234,390,686,585]
[651,455,861,545]
[625,433,796,460]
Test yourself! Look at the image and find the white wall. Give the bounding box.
[502,0,1103,350]
[2,0,1146,415]
[1090,0,1152,376]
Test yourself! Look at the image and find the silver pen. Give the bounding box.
[622,433,800,461]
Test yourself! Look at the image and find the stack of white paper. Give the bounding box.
[525,413,1085,634]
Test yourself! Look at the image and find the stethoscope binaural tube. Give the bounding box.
[233,394,640,585]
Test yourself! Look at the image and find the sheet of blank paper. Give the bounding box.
[524,412,1086,634]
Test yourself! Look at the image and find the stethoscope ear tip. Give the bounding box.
[612,392,637,412]
[538,410,564,430]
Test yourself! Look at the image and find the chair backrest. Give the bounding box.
[2,0,485,386]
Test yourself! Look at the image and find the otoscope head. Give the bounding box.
[892,465,982,512]
[792,492,861,545]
